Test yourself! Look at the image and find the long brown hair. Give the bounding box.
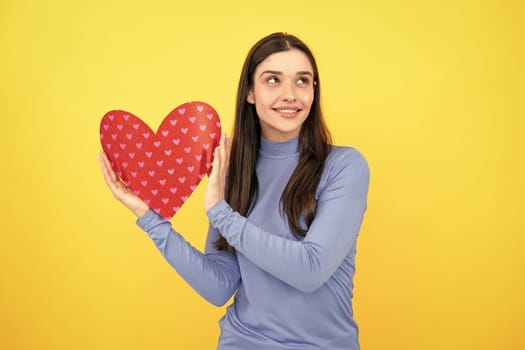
[215,32,331,251]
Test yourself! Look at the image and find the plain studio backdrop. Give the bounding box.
[1,0,523,349]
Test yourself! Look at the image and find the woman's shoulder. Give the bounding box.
[315,145,369,198]
[326,145,369,171]
[315,145,370,198]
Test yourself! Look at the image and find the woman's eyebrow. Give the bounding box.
[296,71,313,76]
[259,70,282,77]
[259,70,313,77]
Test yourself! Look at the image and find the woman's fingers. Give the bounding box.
[204,134,230,212]
[219,134,226,168]
[98,151,149,217]
[99,151,120,191]
[99,151,114,186]
[212,134,227,176]
[223,135,231,172]
[212,139,221,172]
[218,134,231,173]
[99,150,130,198]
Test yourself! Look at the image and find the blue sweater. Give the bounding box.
[136,137,370,349]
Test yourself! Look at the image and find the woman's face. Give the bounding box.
[247,49,315,142]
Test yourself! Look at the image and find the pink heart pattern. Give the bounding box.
[100,101,221,219]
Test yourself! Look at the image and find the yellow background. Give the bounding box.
[1,0,523,349]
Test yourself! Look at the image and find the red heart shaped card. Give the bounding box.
[99,101,221,219]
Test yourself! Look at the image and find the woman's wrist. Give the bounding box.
[204,197,222,213]
[132,203,150,218]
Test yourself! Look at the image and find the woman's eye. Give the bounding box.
[297,77,310,85]
[267,77,279,84]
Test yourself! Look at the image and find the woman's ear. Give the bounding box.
[246,89,255,104]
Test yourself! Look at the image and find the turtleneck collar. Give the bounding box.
[258,137,299,159]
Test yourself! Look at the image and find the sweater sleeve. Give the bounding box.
[206,150,370,293]
[136,211,241,306]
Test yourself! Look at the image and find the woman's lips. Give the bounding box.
[273,108,301,118]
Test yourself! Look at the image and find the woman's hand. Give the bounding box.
[204,134,231,212]
[98,151,150,218]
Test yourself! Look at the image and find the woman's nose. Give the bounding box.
[281,82,296,102]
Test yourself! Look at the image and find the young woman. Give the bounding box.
[99,32,370,350]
